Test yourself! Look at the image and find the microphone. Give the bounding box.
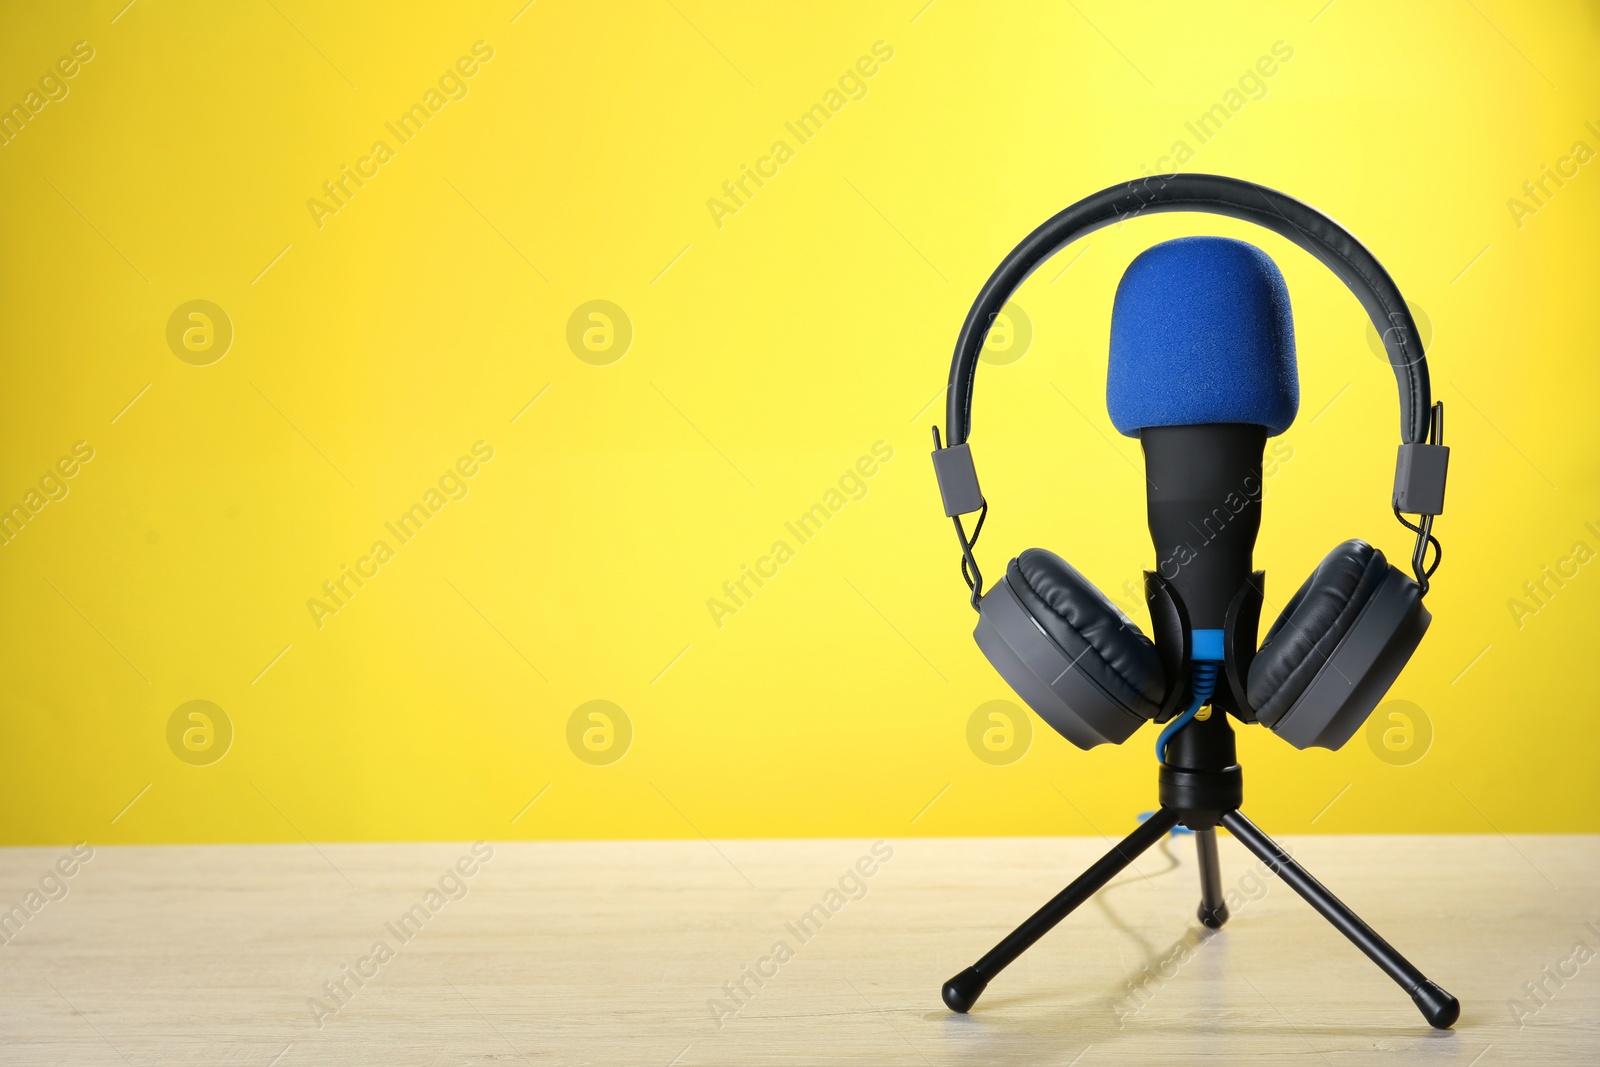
[1106,236,1298,630]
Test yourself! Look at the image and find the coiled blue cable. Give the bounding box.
[1155,629,1225,763]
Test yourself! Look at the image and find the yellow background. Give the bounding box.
[1,0,1597,844]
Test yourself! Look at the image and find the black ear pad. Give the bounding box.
[1249,541,1387,720]
[971,548,1164,750]
[1248,540,1430,749]
[1010,551,1165,717]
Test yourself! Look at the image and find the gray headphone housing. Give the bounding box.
[973,575,1146,749]
[1258,567,1431,750]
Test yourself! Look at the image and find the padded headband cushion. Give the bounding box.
[1247,540,1390,724]
[1009,549,1164,719]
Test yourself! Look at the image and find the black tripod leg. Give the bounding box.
[1195,828,1228,929]
[1220,810,1460,1029]
[943,807,1181,1013]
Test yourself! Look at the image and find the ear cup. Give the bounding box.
[1008,549,1165,719]
[1247,541,1389,725]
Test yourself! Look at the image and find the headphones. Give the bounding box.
[930,174,1450,752]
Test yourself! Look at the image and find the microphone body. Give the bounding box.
[1142,423,1265,628]
[1106,236,1298,629]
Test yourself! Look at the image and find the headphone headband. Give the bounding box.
[944,173,1432,447]
[932,174,1449,607]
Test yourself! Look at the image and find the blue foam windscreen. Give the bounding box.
[1107,236,1298,437]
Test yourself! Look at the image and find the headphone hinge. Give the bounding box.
[1391,402,1446,595]
[932,427,989,608]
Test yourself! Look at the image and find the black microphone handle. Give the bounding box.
[1140,424,1267,630]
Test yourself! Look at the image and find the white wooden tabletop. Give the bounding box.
[1,833,1594,1065]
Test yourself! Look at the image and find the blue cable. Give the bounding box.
[1155,629,1225,763]
[1154,661,1219,761]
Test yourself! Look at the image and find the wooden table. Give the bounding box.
[1,834,1595,1064]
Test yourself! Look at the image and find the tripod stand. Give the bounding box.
[941,710,1460,1029]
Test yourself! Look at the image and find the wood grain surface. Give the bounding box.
[0,833,1595,1065]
